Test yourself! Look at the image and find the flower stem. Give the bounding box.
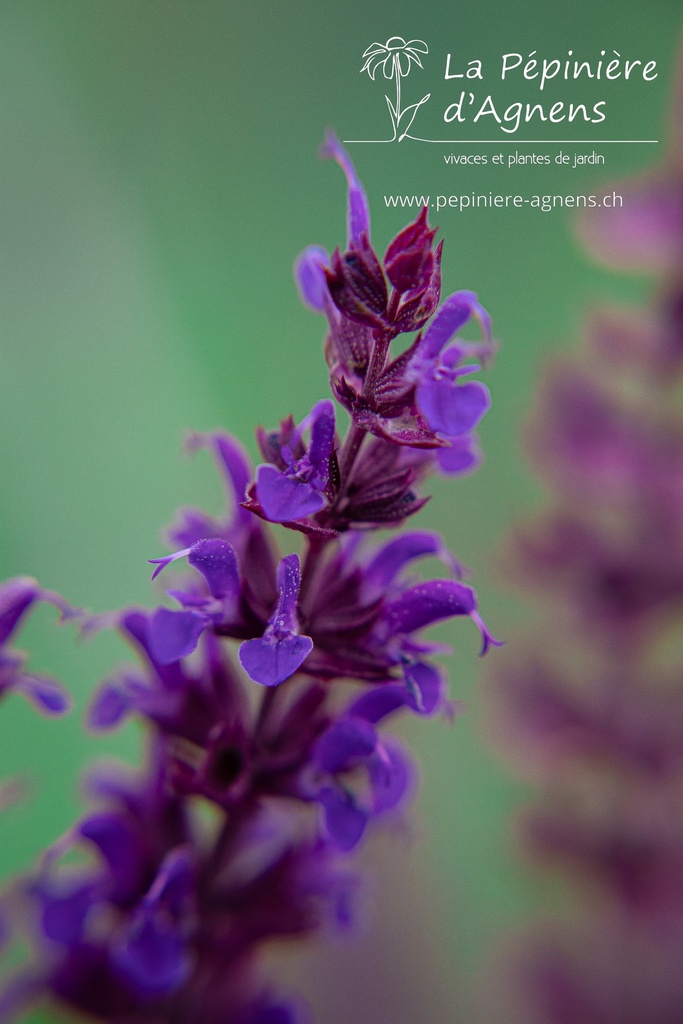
[337,422,367,484]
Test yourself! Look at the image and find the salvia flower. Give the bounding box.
[0,133,498,1023]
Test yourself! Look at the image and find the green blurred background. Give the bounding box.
[0,1,680,1021]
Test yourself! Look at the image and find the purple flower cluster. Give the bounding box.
[486,64,683,1024]
[0,136,497,1023]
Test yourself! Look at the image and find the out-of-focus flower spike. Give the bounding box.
[239,554,312,687]
[294,245,330,313]
[320,131,370,245]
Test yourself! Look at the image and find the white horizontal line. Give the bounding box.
[344,139,659,144]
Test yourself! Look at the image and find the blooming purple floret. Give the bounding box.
[239,555,313,686]
[254,400,336,523]
[0,133,498,1024]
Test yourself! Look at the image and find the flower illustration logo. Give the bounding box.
[361,37,430,142]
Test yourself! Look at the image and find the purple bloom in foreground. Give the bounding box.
[0,131,499,1023]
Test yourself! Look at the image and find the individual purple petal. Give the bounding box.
[364,531,461,589]
[0,577,38,646]
[239,633,313,688]
[369,742,412,812]
[294,245,330,312]
[320,131,370,244]
[79,813,145,902]
[313,718,377,774]
[148,608,209,665]
[471,610,504,656]
[87,680,132,731]
[403,661,444,714]
[348,684,411,724]
[144,848,194,919]
[306,399,336,478]
[417,378,491,437]
[113,911,192,998]
[39,882,96,945]
[420,290,491,360]
[437,434,482,475]
[256,464,327,522]
[383,579,477,634]
[14,674,71,715]
[187,538,239,601]
[273,554,304,632]
[318,786,368,851]
[238,555,313,686]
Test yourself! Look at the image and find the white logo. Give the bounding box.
[360,37,430,142]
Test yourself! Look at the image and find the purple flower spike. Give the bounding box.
[239,554,313,687]
[255,400,336,523]
[320,131,370,245]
